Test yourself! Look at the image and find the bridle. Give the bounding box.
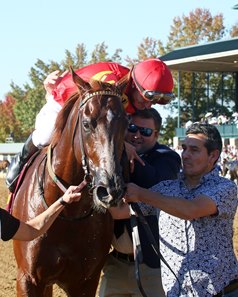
[47,89,124,196]
[78,90,124,187]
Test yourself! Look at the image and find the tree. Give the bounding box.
[2,8,238,143]
[166,8,225,51]
[111,48,123,64]
[230,24,238,37]
[0,95,23,142]
[9,59,54,139]
[125,38,165,66]
[2,42,124,142]
[160,115,178,144]
[62,43,88,69]
[137,37,165,60]
[90,42,109,63]
[162,8,236,130]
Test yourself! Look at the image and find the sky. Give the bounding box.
[1,0,238,118]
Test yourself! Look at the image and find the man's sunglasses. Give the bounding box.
[128,123,157,137]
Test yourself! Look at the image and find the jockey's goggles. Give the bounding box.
[128,123,157,137]
[141,90,175,103]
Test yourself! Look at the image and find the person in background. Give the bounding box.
[99,108,181,297]
[6,59,175,192]
[1,185,81,242]
[113,122,238,297]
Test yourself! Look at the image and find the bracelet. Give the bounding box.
[59,196,69,206]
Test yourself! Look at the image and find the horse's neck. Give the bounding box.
[51,135,84,187]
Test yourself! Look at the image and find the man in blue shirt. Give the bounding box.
[122,122,238,297]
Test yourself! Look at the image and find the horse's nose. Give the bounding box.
[94,185,124,208]
[96,185,110,201]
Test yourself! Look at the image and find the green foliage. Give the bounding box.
[1,41,124,142]
[0,96,16,142]
[160,116,178,144]
[137,37,165,60]
[62,43,88,69]
[230,24,238,37]
[167,8,225,50]
[161,8,237,131]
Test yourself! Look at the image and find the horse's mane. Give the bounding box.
[50,79,121,148]
[51,93,79,147]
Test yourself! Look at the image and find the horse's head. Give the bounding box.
[68,69,129,210]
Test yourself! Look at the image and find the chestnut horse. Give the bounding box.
[12,70,129,297]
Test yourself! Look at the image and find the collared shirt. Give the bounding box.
[138,167,238,297]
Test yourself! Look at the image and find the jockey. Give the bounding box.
[6,59,174,192]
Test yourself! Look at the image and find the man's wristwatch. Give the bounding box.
[59,196,69,206]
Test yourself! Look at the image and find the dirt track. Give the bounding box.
[1,178,238,296]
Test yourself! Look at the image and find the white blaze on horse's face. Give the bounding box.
[107,109,114,122]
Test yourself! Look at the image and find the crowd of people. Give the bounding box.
[220,144,238,163]
[2,59,238,297]
[185,112,238,130]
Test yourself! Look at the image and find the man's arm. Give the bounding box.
[125,183,217,220]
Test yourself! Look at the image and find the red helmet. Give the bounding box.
[132,59,175,105]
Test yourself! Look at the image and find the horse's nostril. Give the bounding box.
[96,186,109,200]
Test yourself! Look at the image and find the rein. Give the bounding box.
[47,144,88,193]
[47,144,68,193]
[129,203,181,297]
[46,144,92,221]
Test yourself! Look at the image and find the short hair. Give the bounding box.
[186,122,222,156]
[131,108,162,131]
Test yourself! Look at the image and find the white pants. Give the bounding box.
[32,96,62,147]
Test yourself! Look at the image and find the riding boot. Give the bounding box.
[6,134,39,192]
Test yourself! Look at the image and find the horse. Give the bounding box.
[221,158,238,183]
[0,159,10,172]
[12,69,129,297]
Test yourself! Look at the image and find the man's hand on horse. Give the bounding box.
[124,141,145,173]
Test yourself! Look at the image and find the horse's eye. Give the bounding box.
[82,121,91,131]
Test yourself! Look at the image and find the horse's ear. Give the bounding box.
[89,78,103,90]
[116,67,133,94]
[70,66,90,92]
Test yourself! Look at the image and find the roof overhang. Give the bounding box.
[160,38,238,72]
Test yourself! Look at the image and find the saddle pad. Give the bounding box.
[6,150,42,214]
